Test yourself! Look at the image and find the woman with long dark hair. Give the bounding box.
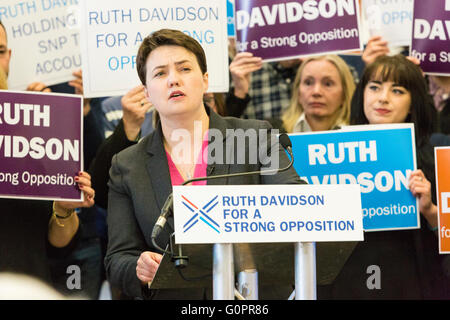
[328,54,449,299]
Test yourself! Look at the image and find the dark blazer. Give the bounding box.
[104,109,304,299]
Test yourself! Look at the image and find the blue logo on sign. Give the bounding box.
[182,195,220,233]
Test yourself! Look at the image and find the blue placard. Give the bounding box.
[288,124,419,231]
[227,0,235,37]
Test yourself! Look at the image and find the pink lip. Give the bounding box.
[375,108,391,115]
[169,90,185,100]
[308,102,326,107]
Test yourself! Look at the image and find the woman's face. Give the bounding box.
[0,26,11,77]
[363,79,411,124]
[144,45,208,120]
[298,60,344,122]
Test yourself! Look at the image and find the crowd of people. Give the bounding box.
[1,19,449,300]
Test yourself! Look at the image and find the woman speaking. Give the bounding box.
[104,29,304,300]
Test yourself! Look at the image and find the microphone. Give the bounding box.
[279,132,292,152]
[151,193,174,251]
[151,133,295,252]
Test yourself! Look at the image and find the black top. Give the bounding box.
[89,120,136,210]
[323,140,450,299]
[438,98,450,135]
[0,199,80,284]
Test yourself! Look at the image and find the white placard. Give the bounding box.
[79,0,229,98]
[1,0,81,90]
[361,0,413,47]
[173,184,364,244]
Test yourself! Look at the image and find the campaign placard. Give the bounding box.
[289,124,419,231]
[435,147,450,254]
[361,0,413,47]
[0,90,83,201]
[79,0,229,98]
[0,0,81,90]
[173,184,363,244]
[234,0,362,61]
[410,0,450,75]
[227,0,235,37]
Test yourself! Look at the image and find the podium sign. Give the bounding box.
[173,184,363,244]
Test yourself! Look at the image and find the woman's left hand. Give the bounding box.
[409,169,437,227]
[54,171,95,213]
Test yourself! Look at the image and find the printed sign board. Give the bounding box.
[234,0,362,61]
[361,0,413,47]
[79,0,229,98]
[289,124,419,231]
[173,184,363,244]
[410,0,450,75]
[0,0,81,90]
[435,147,450,254]
[0,90,83,201]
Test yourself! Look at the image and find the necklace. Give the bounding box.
[179,163,196,181]
[186,171,192,180]
[163,138,199,181]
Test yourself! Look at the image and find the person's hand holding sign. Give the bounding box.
[26,82,51,93]
[229,52,263,99]
[409,169,438,229]
[55,171,95,210]
[121,85,153,141]
[362,36,390,65]
[49,171,95,248]
[69,69,91,116]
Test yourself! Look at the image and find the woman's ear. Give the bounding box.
[144,86,151,104]
[202,72,209,93]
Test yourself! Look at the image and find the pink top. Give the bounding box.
[166,138,209,186]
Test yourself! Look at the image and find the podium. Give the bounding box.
[150,184,363,300]
[151,241,357,299]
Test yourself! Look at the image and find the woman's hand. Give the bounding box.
[54,171,95,213]
[229,52,263,99]
[362,36,390,65]
[409,169,437,228]
[136,251,163,285]
[121,85,152,141]
[26,82,51,93]
[49,171,94,247]
[69,69,92,116]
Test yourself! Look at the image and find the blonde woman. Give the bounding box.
[282,55,355,133]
